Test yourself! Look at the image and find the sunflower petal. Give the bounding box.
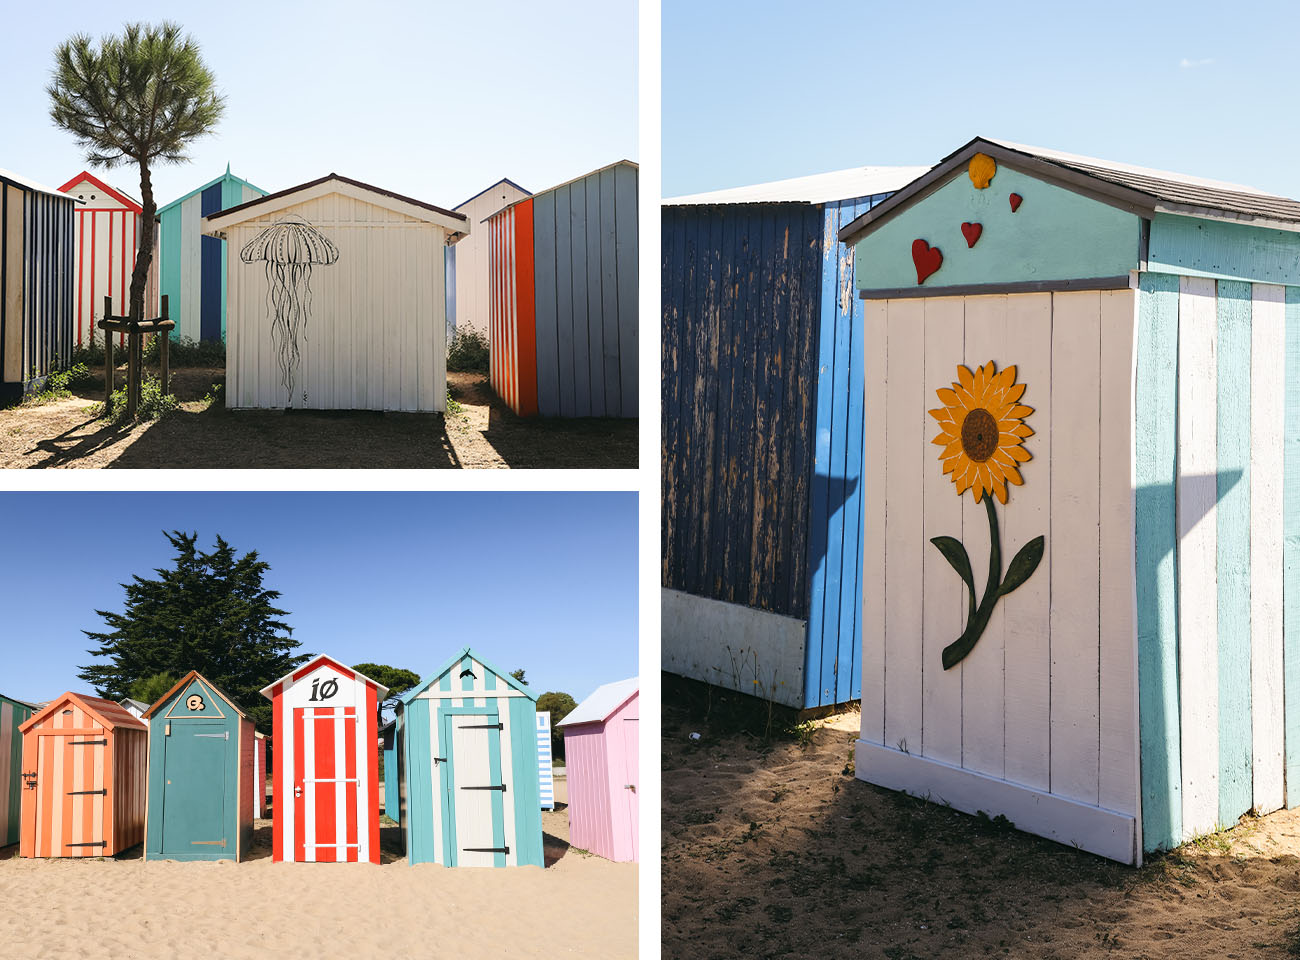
[957,365,974,392]
[993,478,1008,504]
[939,438,963,459]
[1009,404,1034,419]
[1009,423,1034,438]
[1003,382,1026,403]
[1004,465,1024,485]
[1008,445,1031,462]
[995,364,1017,389]
[936,388,960,407]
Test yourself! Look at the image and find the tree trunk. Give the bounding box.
[129,160,156,324]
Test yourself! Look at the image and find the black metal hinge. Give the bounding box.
[66,789,106,796]
[70,739,107,746]
[65,841,106,848]
[460,784,507,792]
[462,723,503,731]
[433,756,447,763]
[463,846,510,854]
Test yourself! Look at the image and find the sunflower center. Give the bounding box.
[960,408,998,462]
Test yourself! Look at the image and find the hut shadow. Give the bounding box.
[481,402,638,469]
[245,819,276,861]
[543,830,572,867]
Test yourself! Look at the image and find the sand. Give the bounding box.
[0,778,637,959]
[663,693,1300,959]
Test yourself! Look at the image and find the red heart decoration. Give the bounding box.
[961,222,982,248]
[912,239,942,284]
[1009,193,1023,213]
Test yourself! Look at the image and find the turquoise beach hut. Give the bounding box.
[157,165,266,342]
[393,648,543,867]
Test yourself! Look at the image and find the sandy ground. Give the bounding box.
[0,776,636,959]
[663,678,1300,960]
[0,367,637,469]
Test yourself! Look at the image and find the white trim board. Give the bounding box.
[855,740,1137,864]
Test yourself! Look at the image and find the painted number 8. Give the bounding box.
[309,678,339,702]
[186,695,205,711]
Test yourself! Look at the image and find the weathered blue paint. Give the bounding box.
[853,167,1141,292]
[1216,280,1253,823]
[199,183,223,342]
[1135,271,1182,851]
[1285,285,1300,805]
[1148,214,1300,287]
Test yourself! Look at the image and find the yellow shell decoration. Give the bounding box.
[968,152,996,190]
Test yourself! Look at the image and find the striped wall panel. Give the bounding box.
[0,697,33,847]
[488,199,537,416]
[536,711,555,810]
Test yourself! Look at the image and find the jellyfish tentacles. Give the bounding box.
[239,215,340,404]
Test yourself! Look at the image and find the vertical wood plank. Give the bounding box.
[568,183,591,417]
[614,163,639,418]
[1001,292,1053,793]
[585,176,606,414]
[861,297,887,744]
[1284,286,1300,807]
[1251,282,1286,815]
[553,185,575,417]
[599,168,621,417]
[533,192,559,416]
[1176,275,1219,835]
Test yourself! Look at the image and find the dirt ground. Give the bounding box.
[0,366,637,469]
[662,676,1300,960]
[0,775,637,959]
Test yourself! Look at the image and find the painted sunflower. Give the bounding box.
[929,362,1033,504]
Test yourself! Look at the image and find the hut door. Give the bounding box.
[160,722,228,854]
[444,713,505,867]
[620,718,639,861]
[32,733,106,857]
[293,707,359,862]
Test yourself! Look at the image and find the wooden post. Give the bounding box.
[103,296,114,405]
[160,295,170,396]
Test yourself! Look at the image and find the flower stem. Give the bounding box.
[941,496,1002,670]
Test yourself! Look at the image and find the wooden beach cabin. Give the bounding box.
[558,678,638,863]
[0,693,35,848]
[260,655,388,863]
[661,166,925,709]
[157,165,266,343]
[0,168,76,402]
[204,173,469,412]
[19,693,146,857]
[841,135,1300,864]
[254,730,267,818]
[392,647,544,867]
[486,161,638,418]
[142,672,256,861]
[448,177,530,338]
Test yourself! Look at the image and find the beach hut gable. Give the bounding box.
[145,672,242,723]
[58,172,141,212]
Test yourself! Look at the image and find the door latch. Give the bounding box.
[294,784,303,798]
[21,771,36,789]
[624,784,636,793]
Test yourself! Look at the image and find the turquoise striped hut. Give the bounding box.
[0,692,35,847]
[157,165,265,342]
[393,648,543,867]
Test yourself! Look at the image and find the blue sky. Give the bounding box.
[664,0,1300,198]
[0,0,636,209]
[0,492,637,707]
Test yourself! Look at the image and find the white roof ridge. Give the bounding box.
[665,165,932,206]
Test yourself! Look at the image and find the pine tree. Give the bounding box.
[79,531,305,730]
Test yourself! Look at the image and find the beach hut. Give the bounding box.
[259,655,388,863]
[537,711,555,810]
[254,731,267,818]
[117,697,149,723]
[448,177,530,339]
[487,161,638,418]
[839,135,1300,865]
[142,671,256,861]
[205,173,469,412]
[18,692,146,857]
[0,168,75,402]
[0,693,34,847]
[660,165,926,709]
[380,719,400,820]
[558,678,638,862]
[392,647,544,867]
[58,171,159,346]
[157,165,266,343]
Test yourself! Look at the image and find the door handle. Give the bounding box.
[294,784,302,798]
[624,784,636,793]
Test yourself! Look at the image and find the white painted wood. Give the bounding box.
[1176,276,1220,834]
[960,294,1007,779]
[452,715,495,867]
[862,299,888,744]
[1048,291,1102,806]
[180,193,202,341]
[883,298,926,753]
[1001,292,1053,792]
[1251,282,1286,814]
[1098,288,1141,820]
[855,739,1136,863]
[921,296,965,767]
[206,177,468,235]
[453,181,530,337]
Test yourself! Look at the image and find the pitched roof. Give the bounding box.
[453,177,532,211]
[0,692,37,712]
[117,697,150,715]
[20,692,147,733]
[0,168,80,202]
[57,171,142,211]
[259,654,390,700]
[487,160,638,222]
[156,166,265,215]
[558,677,638,727]
[664,165,929,207]
[400,647,536,704]
[839,136,1300,246]
[141,670,248,720]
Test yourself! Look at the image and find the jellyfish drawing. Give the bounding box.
[239,215,340,404]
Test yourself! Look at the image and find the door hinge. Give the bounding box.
[463,846,510,854]
[66,789,107,796]
[460,784,507,792]
[70,739,107,746]
[194,732,229,740]
[65,841,106,848]
[433,756,447,763]
[461,723,503,730]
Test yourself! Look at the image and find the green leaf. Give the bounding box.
[930,536,975,594]
[999,535,1045,596]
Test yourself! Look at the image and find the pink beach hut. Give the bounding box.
[558,677,638,862]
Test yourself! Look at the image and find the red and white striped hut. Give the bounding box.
[259,655,388,863]
[58,171,159,346]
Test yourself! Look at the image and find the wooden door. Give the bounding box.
[159,723,228,854]
[619,718,639,861]
[444,713,505,867]
[293,706,359,862]
[28,733,106,857]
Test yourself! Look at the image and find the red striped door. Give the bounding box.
[292,707,360,862]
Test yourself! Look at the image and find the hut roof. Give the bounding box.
[117,697,149,715]
[0,692,37,712]
[453,177,531,211]
[0,168,81,201]
[400,646,537,704]
[839,136,1300,247]
[19,692,147,734]
[664,166,928,207]
[558,677,638,727]
[258,654,390,700]
[156,165,265,215]
[141,670,248,720]
[487,160,637,222]
[57,171,143,212]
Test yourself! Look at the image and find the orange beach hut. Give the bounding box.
[19,693,147,857]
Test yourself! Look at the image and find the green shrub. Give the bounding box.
[144,334,225,367]
[446,328,489,373]
[98,374,180,423]
[19,361,92,406]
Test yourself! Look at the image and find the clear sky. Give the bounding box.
[0,0,637,209]
[664,0,1300,198]
[0,492,638,707]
